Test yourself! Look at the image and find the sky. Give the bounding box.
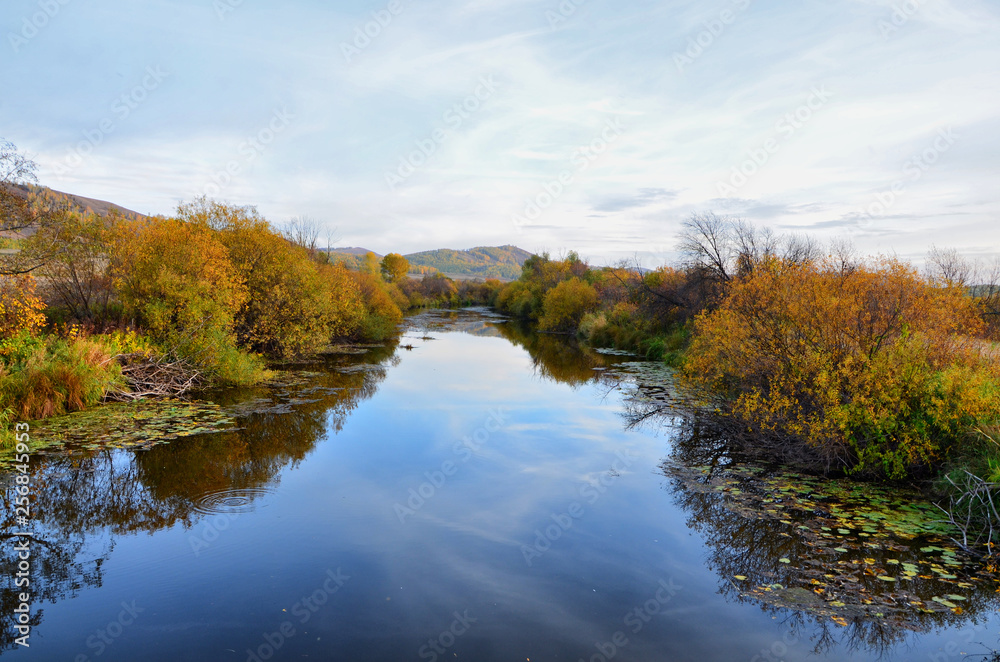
[1,0,998,266]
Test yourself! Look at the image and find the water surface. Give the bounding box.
[2,309,998,661]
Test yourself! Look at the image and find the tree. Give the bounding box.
[0,140,45,275]
[110,216,247,342]
[363,252,382,278]
[27,209,118,321]
[177,199,339,358]
[380,253,409,283]
[538,278,598,332]
[683,255,999,478]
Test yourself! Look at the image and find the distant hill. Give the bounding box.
[404,245,533,280]
[329,247,381,257]
[4,185,147,225]
[326,245,533,280]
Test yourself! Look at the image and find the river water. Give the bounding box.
[2,309,998,661]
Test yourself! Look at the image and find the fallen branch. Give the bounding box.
[104,352,204,401]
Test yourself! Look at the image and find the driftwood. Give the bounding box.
[937,470,1000,555]
[104,352,203,401]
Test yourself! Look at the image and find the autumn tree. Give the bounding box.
[178,199,339,358]
[110,216,246,339]
[363,252,382,278]
[538,278,598,333]
[380,253,409,283]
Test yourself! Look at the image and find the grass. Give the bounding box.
[0,333,124,422]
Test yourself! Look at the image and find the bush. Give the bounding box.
[496,280,537,319]
[178,200,335,358]
[683,256,1000,478]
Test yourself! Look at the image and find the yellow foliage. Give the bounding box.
[538,278,599,333]
[0,275,46,338]
[110,217,247,338]
[684,256,1000,477]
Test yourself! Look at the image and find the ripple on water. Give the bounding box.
[191,487,272,516]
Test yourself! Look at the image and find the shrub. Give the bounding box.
[178,200,335,358]
[496,280,537,319]
[684,256,1000,478]
[110,216,246,339]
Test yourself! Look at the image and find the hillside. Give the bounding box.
[326,245,533,280]
[3,185,147,226]
[405,245,533,280]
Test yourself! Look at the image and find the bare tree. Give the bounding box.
[0,139,38,237]
[678,212,736,283]
[927,245,975,288]
[280,216,323,252]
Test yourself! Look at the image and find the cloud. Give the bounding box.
[591,187,679,212]
[0,0,997,262]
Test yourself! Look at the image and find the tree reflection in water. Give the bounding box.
[619,376,1000,657]
[0,342,397,652]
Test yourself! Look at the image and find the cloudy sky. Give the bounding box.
[2,0,998,265]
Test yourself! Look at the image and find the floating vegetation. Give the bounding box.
[0,362,379,466]
[1,399,239,465]
[593,348,638,356]
[665,461,1000,631]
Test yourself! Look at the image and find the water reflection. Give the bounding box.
[619,375,1000,656]
[2,312,999,660]
[0,342,398,652]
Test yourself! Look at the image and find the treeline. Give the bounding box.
[0,196,412,425]
[0,194,512,433]
[494,215,1000,494]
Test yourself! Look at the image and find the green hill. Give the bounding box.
[404,245,533,280]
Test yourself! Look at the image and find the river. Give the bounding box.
[2,309,998,661]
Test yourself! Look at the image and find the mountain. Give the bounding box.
[404,245,533,280]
